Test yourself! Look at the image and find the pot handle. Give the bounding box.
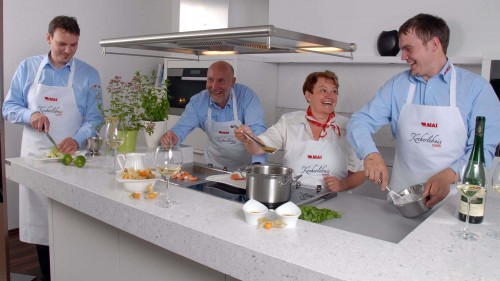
[281,174,302,186]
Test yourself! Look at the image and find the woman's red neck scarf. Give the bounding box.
[305,106,341,138]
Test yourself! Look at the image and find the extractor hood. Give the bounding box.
[100,25,357,60]
[100,0,356,60]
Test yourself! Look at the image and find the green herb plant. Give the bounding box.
[100,72,144,131]
[137,71,171,136]
[99,70,171,133]
[299,205,342,223]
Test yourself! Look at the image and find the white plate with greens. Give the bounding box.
[31,149,84,161]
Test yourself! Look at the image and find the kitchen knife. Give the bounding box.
[45,131,58,148]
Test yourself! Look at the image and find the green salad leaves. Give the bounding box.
[299,205,342,223]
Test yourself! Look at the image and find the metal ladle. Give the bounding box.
[230,125,278,154]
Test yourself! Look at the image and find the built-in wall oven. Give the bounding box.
[166,67,208,115]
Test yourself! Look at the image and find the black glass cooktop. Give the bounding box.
[170,163,337,208]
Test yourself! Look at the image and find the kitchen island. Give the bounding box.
[5,155,500,281]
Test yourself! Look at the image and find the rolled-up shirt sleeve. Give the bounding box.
[347,76,400,160]
[72,67,104,148]
[170,93,205,143]
[2,59,38,125]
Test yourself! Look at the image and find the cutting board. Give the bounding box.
[205,173,247,189]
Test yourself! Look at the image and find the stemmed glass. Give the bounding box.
[154,145,183,208]
[487,162,500,240]
[103,117,125,174]
[452,160,487,241]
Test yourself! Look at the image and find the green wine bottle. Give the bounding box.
[458,116,487,224]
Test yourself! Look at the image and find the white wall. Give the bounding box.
[3,0,174,229]
[269,0,500,57]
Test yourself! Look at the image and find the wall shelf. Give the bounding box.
[254,53,482,65]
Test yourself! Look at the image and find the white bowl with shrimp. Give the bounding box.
[116,169,158,193]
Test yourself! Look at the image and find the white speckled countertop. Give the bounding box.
[5,155,500,281]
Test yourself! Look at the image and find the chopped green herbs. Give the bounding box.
[299,205,342,223]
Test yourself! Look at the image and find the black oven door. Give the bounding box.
[167,68,207,113]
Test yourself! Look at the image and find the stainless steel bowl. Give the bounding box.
[394,183,431,218]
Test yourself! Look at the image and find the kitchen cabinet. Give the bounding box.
[481,52,500,80]
[481,52,500,103]
[258,54,482,65]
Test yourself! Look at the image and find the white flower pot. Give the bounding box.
[143,120,167,148]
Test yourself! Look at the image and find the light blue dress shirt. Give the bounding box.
[171,83,267,164]
[2,54,104,148]
[348,61,500,170]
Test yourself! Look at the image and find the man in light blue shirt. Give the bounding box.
[2,16,103,281]
[348,14,500,207]
[160,61,266,169]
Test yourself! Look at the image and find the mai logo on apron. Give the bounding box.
[408,121,443,148]
[38,96,63,116]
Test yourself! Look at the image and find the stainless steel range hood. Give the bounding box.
[100,25,357,60]
[100,0,356,60]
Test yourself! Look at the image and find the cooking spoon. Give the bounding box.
[230,125,278,154]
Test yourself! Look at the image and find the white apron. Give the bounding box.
[19,59,82,245]
[284,122,348,188]
[390,65,467,192]
[204,89,251,170]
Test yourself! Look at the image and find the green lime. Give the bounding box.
[73,155,86,168]
[61,154,73,166]
[48,146,62,158]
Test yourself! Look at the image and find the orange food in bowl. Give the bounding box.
[121,168,155,180]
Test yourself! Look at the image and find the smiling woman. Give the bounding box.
[234,70,365,191]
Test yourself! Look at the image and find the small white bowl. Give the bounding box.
[275,202,301,228]
[116,171,158,193]
[242,199,268,225]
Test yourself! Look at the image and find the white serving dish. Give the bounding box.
[242,199,268,225]
[115,170,158,193]
[275,201,301,228]
[32,150,85,161]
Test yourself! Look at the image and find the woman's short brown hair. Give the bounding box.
[302,70,339,95]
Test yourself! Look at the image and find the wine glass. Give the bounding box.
[154,145,183,208]
[103,117,125,174]
[452,161,487,241]
[487,162,500,240]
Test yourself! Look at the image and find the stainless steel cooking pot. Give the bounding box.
[245,165,302,209]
